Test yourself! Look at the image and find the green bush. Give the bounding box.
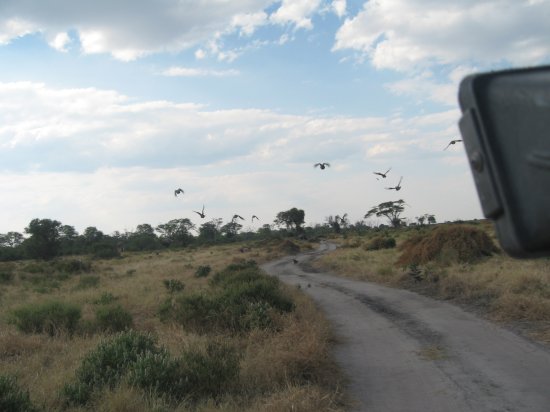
[76,275,100,290]
[0,375,37,412]
[92,242,120,259]
[162,261,293,333]
[63,331,159,405]
[56,259,92,273]
[0,271,14,284]
[95,305,133,333]
[194,265,211,278]
[93,292,117,305]
[163,279,185,293]
[364,236,396,251]
[9,300,81,336]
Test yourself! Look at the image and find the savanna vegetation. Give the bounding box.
[0,238,346,411]
[312,219,550,345]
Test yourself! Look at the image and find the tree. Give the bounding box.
[0,232,24,248]
[24,218,62,260]
[198,218,222,243]
[364,200,407,228]
[221,221,242,240]
[156,218,195,247]
[416,214,437,226]
[326,215,341,234]
[274,208,305,233]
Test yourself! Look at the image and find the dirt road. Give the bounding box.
[261,242,550,412]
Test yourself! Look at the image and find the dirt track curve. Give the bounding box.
[261,242,550,412]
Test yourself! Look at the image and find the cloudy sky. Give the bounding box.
[1,0,550,234]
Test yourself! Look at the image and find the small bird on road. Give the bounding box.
[386,177,403,191]
[374,168,391,179]
[444,139,463,150]
[174,188,184,197]
[194,205,206,218]
[314,162,330,170]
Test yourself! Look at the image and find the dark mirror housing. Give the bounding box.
[458,65,550,258]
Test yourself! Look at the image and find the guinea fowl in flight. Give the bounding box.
[444,139,463,150]
[232,214,244,222]
[374,167,391,179]
[174,188,184,197]
[314,162,330,170]
[252,215,259,222]
[193,205,206,218]
[386,177,403,191]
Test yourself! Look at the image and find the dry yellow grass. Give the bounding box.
[0,239,345,411]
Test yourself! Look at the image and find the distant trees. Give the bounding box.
[198,218,222,243]
[274,208,305,233]
[156,218,195,247]
[364,200,407,228]
[24,218,62,260]
[416,214,437,226]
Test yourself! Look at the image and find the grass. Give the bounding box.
[0,239,345,411]
[312,222,550,345]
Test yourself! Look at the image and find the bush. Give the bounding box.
[0,375,37,412]
[279,240,300,254]
[0,271,14,284]
[162,261,294,333]
[364,236,396,251]
[396,225,499,267]
[93,292,117,305]
[9,300,81,336]
[92,242,120,259]
[63,331,159,405]
[95,305,133,333]
[76,275,100,289]
[163,279,185,293]
[194,265,211,278]
[56,259,92,273]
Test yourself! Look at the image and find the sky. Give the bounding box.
[1,0,550,235]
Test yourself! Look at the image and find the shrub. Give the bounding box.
[56,259,92,273]
[279,240,300,254]
[364,236,396,251]
[163,279,185,293]
[396,225,499,267]
[95,305,133,333]
[93,292,117,305]
[194,265,211,278]
[76,275,100,290]
[127,350,185,398]
[0,375,37,412]
[92,242,120,259]
[63,331,159,405]
[0,271,14,284]
[162,261,294,333]
[9,300,81,336]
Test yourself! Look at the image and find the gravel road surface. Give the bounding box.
[261,242,550,412]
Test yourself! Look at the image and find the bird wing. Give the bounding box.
[324,163,330,167]
[444,142,452,150]
[385,167,391,174]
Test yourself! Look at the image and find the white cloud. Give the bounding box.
[0,18,36,45]
[231,11,268,36]
[332,0,346,18]
[161,66,240,77]
[48,32,71,52]
[333,0,550,71]
[270,0,322,30]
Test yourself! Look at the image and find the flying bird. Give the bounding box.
[252,215,259,222]
[174,188,184,197]
[314,162,330,170]
[386,177,403,191]
[232,214,244,221]
[193,205,206,218]
[373,168,391,179]
[444,139,463,150]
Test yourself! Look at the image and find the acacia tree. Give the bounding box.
[156,218,195,247]
[198,218,222,243]
[24,218,62,260]
[364,200,407,227]
[274,208,305,233]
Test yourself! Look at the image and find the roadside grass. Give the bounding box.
[312,222,550,345]
[0,239,345,411]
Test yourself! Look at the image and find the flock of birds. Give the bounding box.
[173,139,462,224]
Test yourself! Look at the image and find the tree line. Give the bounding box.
[0,202,436,261]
